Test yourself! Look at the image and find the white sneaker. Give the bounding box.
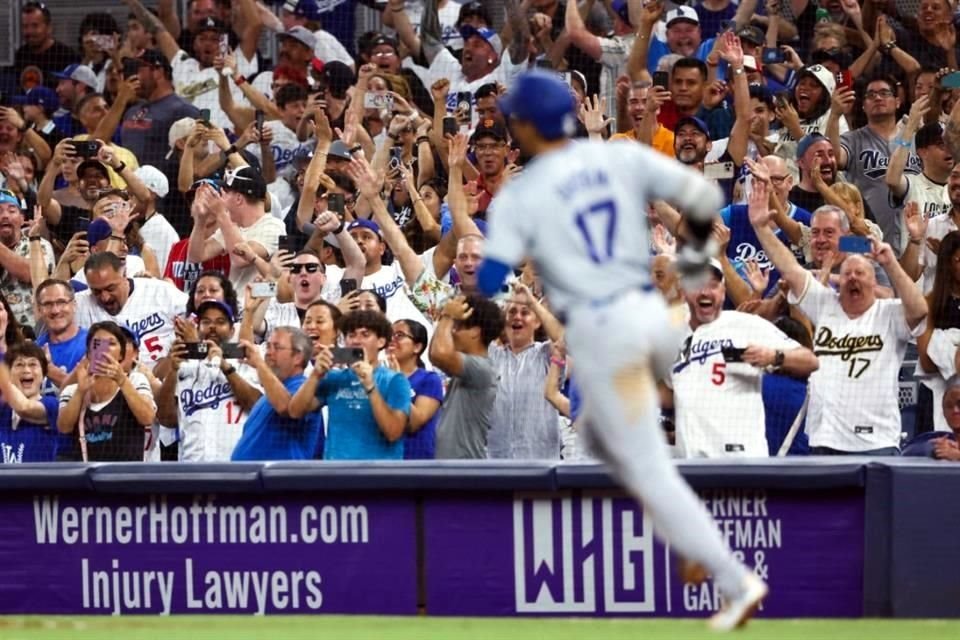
[708,574,768,632]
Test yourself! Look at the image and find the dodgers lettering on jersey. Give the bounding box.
[177,360,260,461]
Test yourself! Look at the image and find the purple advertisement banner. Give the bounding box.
[424,489,864,617]
[0,493,417,615]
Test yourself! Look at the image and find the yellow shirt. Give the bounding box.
[610,125,675,159]
[70,136,140,189]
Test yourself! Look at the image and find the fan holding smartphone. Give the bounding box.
[287,310,412,460]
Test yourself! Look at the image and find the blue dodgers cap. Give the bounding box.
[499,70,577,140]
[797,132,827,159]
[119,324,141,349]
[197,299,236,323]
[11,86,58,112]
[675,116,710,136]
[347,218,382,238]
[460,25,503,58]
[283,0,323,22]
[86,218,113,246]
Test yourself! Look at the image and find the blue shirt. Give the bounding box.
[231,374,323,461]
[0,396,61,463]
[762,375,809,456]
[320,366,411,460]
[648,38,715,74]
[403,368,444,460]
[36,328,88,379]
[720,203,811,298]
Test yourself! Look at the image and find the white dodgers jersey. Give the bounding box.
[670,312,799,458]
[75,278,189,369]
[485,139,717,314]
[176,360,262,461]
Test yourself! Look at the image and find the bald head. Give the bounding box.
[760,155,793,201]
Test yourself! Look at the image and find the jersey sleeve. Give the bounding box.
[236,362,264,393]
[484,186,531,267]
[130,372,157,409]
[59,384,78,410]
[417,371,444,402]
[787,270,831,322]
[41,395,60,428]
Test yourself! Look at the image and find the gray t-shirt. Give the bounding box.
[840,126,921,255]
[435,354,498,459]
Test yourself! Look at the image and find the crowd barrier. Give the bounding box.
[0,459,957,618]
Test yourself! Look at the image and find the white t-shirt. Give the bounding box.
[670,311,797,458]
[75,277,189,369]
[403,48,525,127]
[920,212,958,294]
[140,212,181,276]
[789,272,922,451]
[175,358,263,461]
[211,213,285,294]
[392,0,464,50]
[313,29,354,66]
[171,49,248,131]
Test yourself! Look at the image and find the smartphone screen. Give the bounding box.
[721,346,746,363]
[331,347,364,365]
[255,109,264,135]
[122,57,140,79]
[220,343,246,359]
[442,116,458,137]
[838,235,872,254]
[327,193,345,214]
[652,71,669,88]
[340,278,358,296]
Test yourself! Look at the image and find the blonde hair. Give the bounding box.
[813,23,847,49]
[830,182,865,219]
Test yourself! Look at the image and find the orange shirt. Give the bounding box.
[610,125,675,159]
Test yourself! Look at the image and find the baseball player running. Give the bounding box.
[477,70,767,630]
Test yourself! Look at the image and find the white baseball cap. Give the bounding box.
[167,117,197,159]
[135,165,169,198]
[665,6,699,28]
[799,64,836,94]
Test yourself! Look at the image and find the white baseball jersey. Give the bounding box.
[175,359,262,461]
[170,49,249,131]
[485,139,715,314]
[669,311,798,458]
[789,272,922,451]
[75,277,189,369]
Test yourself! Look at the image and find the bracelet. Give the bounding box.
[234,75,247,86]
[225,144,239,156]
[880,41,897,53]
[364,385,375,395]
[113,161,126,173]
[732,67,745,75]
[891,137,911,149]
[222,365,237,377]
[550,357,566,367]
[909,236,923,245]
[416,136,430,145]
[28,236,42,242]
[411,197,423,205]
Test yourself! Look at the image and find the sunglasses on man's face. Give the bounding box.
[291,263,322,275]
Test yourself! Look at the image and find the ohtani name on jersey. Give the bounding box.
[813,327,884,359]
[127,313,166,338]
[181,382,234,416]
[556,170,609,200]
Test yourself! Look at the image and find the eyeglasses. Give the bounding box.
[265,342,294,352]
[39,298,73,310]
[865,89,894,100]
[769,174,790,184]
[392,331,413,341]
[474,142,503,153]
[290,263,323,274]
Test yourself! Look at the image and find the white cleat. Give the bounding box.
[707,574,768,632]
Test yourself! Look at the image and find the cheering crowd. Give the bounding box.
[1,0,960,463]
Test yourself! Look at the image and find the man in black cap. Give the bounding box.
[471,119,511,212]
[39,152,110,248]
[187,165,285,294]
[120,49,202,167]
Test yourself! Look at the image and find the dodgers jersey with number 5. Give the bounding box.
[485,140,721,313]
[75,278,189,370]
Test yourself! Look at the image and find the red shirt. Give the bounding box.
[163,238,231,292]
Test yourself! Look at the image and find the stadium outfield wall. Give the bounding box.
[0,459,956,619]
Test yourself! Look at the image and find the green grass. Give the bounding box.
[1,617,958,640]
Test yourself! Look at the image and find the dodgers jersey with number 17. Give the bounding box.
[484,139,723,314]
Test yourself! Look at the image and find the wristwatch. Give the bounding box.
[880,41,897,54]
[767,350,785,373]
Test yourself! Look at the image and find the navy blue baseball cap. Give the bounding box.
[347,218,382,238]
[675,116,710,137]
[197,299,236,323]
[86,218,113,246]
[611,0,631,25]
[11,86,58,113]
[498,71,577,140]
[797,132,827,159]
